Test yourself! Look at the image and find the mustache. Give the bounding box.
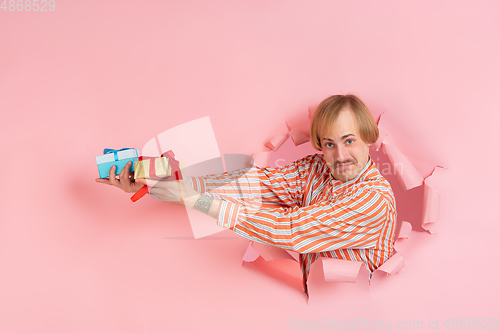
[326,159,357,168]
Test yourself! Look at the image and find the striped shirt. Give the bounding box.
[190,154,397,295]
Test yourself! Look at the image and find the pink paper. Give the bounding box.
[286,113,311,146]
[307,105,317,120]
[2,0,497,327]
[397,221,412,239]
[376,252,405,275]
[264,134,289,151]
[242,242,261,263]
[373,113,388,151]
[250,242,297,262]
[376,113,446,234]
[186,209,226,239]
[250,151,271,168]
[288,130,310,146]
[321,258,364,283]
[286,250,300,262]
[382,142,424,191]
[422,166,446,234]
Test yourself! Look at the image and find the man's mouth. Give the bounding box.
[336,163,353,170]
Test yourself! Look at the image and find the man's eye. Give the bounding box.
[346,139,354,144]
[325,143,334,148]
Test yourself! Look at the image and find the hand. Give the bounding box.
[134,178,200,208]
[95,161,144,193]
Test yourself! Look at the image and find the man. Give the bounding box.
[96,94,397,296]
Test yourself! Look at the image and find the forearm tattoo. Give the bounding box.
[193,194,213,214]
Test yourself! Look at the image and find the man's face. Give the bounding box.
[320,107,371,182]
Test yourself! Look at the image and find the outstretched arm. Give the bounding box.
[137,177,394,254]
[189,154,323,208]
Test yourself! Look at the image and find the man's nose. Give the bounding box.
[335,145,350,162]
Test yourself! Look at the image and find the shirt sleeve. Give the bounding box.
[189,154,319,207]
[216,187,392,253]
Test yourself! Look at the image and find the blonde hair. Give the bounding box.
[310,94,379,151]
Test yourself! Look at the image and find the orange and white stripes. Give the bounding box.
[190,154,396,295]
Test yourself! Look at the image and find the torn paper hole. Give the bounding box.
[239,109,445,288]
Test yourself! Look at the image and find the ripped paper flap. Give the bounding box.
[382,142,424,191]
[397,221,412,239]
[422,166,446,234]
[286,113,311,146]
[376,252,405,275]
[242,242,261,263]
[321,258,363,283]
[243,242,297,262]
[265,134,290,151]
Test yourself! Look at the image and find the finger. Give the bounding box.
[128,172,143,191]
[95,178,112,185]
[108,165,118,185]
[135,178,146,185]
[119,161,131,186]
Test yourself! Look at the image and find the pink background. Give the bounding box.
[1,0,499,332]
